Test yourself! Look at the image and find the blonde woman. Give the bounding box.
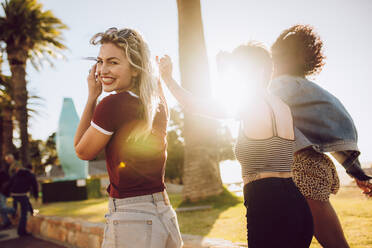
[74,27,183,248]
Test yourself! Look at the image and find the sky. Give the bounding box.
[2,0,371,163]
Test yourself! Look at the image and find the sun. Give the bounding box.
[212,61,259,118]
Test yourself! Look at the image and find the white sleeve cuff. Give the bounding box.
[91,121,114,135]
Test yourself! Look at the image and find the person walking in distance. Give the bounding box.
[9,164,38,236]
[0,162,15,229]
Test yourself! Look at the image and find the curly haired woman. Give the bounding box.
[270,24,372,248]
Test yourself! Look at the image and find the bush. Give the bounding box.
[42,180,87,203]
[86,178,101,199]
[166,130,184,184]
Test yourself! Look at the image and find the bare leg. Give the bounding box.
[306,198,349,248]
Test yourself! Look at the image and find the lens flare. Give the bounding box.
[118,162,126,168]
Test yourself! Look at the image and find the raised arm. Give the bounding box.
[158,55,233,119]
[74,64,111,160]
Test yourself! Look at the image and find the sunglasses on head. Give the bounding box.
[105,27,133,39]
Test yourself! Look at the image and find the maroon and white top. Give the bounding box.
[91,91,168,198]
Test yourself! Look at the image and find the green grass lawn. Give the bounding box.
[31,186,372,247]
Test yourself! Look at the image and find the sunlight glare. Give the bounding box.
[214,60,260,118]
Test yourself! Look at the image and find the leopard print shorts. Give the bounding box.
[293,148,340,201]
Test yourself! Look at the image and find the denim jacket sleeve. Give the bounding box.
[270,75,371,181]
[331,151,372,180]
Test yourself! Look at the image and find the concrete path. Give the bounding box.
[0,228,67,248]
[1,223,247,248]
[0,229,247,248]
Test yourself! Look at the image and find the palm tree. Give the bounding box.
[0,45,16,160]
[0,0,67,166]
[177,0,223,201]
[0,75,16,158]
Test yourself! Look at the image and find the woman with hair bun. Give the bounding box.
[270,24,372,248]
[159,42,314,247]
[74,27,183,248]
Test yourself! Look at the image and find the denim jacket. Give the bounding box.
[270,75,371,181]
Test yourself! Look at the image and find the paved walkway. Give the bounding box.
[0,228,66,248]
[1,225,247,248]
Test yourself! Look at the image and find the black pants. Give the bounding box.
[244,177,314,248]
[13,197,33,215]
[12,196,29,235]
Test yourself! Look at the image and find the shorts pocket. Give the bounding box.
[166,210,183,248]
[102,213,114,248]
[113,219,153,248]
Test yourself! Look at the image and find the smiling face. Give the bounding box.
[96,42,138,93]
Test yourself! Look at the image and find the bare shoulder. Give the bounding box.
[241,94,267,112]
[266,93,295,139]
[266,94,292,116]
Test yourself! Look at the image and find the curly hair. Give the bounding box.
[90,28,160,141]
[271,25,325,76]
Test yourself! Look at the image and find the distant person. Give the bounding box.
[74,27,183,248]
[3,153,20,212]
[9,164,38,236]
[270,24,372,248]
[4,154,20,177]
[23,164,36,216]
[158,42,314,247]
[0,162,15,229]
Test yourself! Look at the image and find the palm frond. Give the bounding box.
[0,0,68,70]
[27,89,45,118]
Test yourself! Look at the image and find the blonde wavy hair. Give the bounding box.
[90,27,160,141]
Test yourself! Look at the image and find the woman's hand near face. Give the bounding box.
[87,63,102,100]
[74,63,106,156]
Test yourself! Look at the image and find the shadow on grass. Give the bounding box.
[179,187,242,208]
[171,187,244,239]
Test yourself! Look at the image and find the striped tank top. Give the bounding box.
[235,100,295,178]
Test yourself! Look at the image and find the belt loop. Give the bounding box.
[162,191,170,205]
[113,198,117,212]
[151,193,156,205]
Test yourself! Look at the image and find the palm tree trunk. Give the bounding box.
[2,105,15,157]
[7,47,29,166]
[0,114,2,162]
[177,0,223,201]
